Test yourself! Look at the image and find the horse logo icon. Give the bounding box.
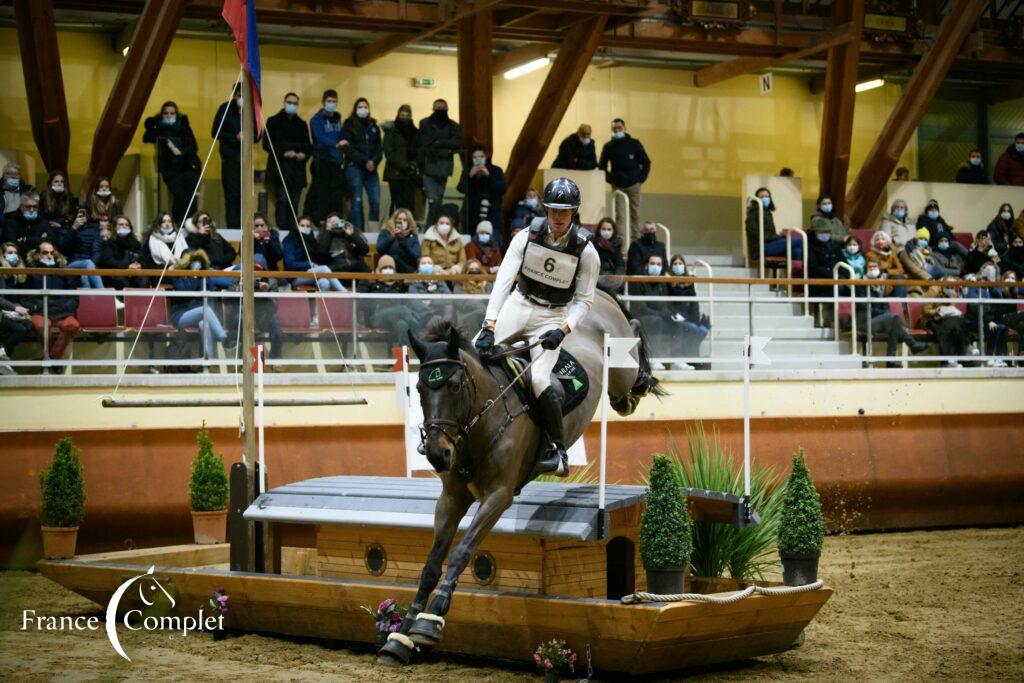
[105,565,175,661]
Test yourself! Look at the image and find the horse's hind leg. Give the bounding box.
[407,486,513,648]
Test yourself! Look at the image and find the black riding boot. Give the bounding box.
[533,385,569,477]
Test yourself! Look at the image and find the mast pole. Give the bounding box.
[240,84,257,571]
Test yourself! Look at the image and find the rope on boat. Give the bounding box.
[620,579,824,604]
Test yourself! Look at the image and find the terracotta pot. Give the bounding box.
[191,509,227,545]
[780,551,820,586]
[41,526,78,559]
[644,564,687,595]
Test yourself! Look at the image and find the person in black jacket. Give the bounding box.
[599,118,650,238]
[986,203,1016,255]
[24,242,80,360]
[456,146,506,235]
[186,214,237,269]
[667,254,709,367]
[39,171,77,229]
[101,215,149,289]
[382,104,419,216]
[341,97,383,230]
[955,149,988,185]
[914,199,955,247]
[3,194,51,256]
[142,102,201,223]
[211,84,248,228]
[593,217,625,293]
[253,213,284,272]
[262,92,311,230]
[552,124,597,170]
[1003,234,1024,278]
[808,222,845,326]
[626,221,667,277]
[417,99,462,227]
[319,212,370,274]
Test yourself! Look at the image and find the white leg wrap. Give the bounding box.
[386,632,415,649]
[415,612,445,628]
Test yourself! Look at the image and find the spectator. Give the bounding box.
[382,104,419,216]
[894,167,911,182]
[931,231,964,278]
[465,220,501,274]
[356,254,414,351]
[963,230,1000,275]
[420,213,466,275]
[1,242,26,288]
[867,231,905,285]
[319,212,370,274]
[168,249,230,359]
[141,212,184,269]
[779,167,795,177]
[593,216,625,293]
[282,216,346,292]
[987,203,1016,255]
[553,124,598,170]
[306,89,346,226]
[626,220,667,276]
[810,194,848,240]
[965,262,1009,365]
[858,257,928,366]
[24,241,80,360]
[2,163,34,218]
[745,188,802,262]
[457,145,506,235]
[920,276,970,367]
[453,257,489,332]
[252,213,284,272]
[410,255,454,319]
[143,101,201,223]
[39,171,77,227]
[100,215,148,290]
[915,199,954,246]
[417,99,461,227]
[808,220,845,326]
[955,149,988,185]
[0,292,32,374]
[377,208,421,274]
[842,235,865,278]
[1003,234,1024,277]
[667,254,709,368]
[878,198,915,249]
[340,97,383,229]
[900,228,942,282]
[211,84,247,228]
[1016,207,1024,240]
[220,263,283,362]
[995,271,1024,348]
[58,208,104,289]
[599,118,650,238]
[186,213,237,269]
[84,177,122,220]
[262,92,311,230]
[512,188,545,231]
[994,132,1024,186]
[628,253,674,367]
[4,193,50,254]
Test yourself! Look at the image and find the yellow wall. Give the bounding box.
[0,27,916,200]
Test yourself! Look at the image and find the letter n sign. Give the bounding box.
[759,72,773,95]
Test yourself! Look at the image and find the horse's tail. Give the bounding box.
[603,289,667,415]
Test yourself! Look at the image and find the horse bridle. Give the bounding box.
[417,358,478,473]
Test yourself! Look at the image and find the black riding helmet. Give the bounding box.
[542,177,581,210]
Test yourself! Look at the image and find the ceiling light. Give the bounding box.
[855,78,884,93]
[122,45,130,56]
[504,57,550,80]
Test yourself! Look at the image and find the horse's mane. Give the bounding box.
[422,316,476,353]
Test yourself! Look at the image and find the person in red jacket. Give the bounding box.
[994,133,1024,186]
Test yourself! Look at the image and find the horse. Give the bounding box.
[379,289,664,665]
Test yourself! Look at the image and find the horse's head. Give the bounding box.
[409,321,477,474]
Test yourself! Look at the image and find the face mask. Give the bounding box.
[525,198,539,209]
[380,267,395,275]
[116,227,132,237]
[580,136,592,145]
[816,232,831,242]
[468,270,481,276]
[284,103,298,115]
[437,223,451,236]
[396,220,408,230]
[1006,278,1017,285]
[1016,143,1024,153]
[982,268,997,281]
[4,253,18,265]
[866,269,880,279]
[324,102,336,113]
[162,117,176,125]
[600,229,613,240]
[641,231,655,242]
[418,263,434,275]
[477,233,490,244]
[927,210,939,220]
[970,157,981,166]
[3,178,18,190]
[893,209,906,219]
[917,238,929,249]
[298,226,312,235]
[938,241,949,251]
[356,106,369,118]
[671,264,685,276]
[23,210,37,221]
[820,203,833,214]
[432,109,449,121]
[612,131,625,139]
[191,262,202,270]
[874,242,887,251]
[1001,211,1013,221]
[472,156,486,166]
[943,288,955,297]
[846,244,859,254]
[235,97,243,109]
[40,257,55,266]
[51,184,64,193]
[96,190,111,198]
[760,197,771,208]
[647,264,662,276]
[160,225,174,235]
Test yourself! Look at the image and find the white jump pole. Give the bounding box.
[598,334,610,538]
[742,335,751,498]
[257,344,266,494]
[402,344,412,479]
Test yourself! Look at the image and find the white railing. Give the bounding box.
[691,258,713,356]
[785,226,810,317]
[832,262,857,355]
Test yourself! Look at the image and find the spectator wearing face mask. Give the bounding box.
[357,254,416,351]
[599,118,650,238]
[915,200,954,247]
[340,97,383,230]
[1,163,35,218]
[283,216,346,292]
[252,213,284,272]
[409,256,454,320]
[1,242,26,289]
[319,212,370,274]
[626,221,667,276]
[0,287,32,373]
[23,241,80,360]
[593,217,625,293]
[377,209,421,274]
[553,124,598,171]
[465,220,501,274]
[955,149,988,185]
[841,236,865,278]
[217,261,283,362]
[963,230,1001,275]
[900,227,943,282]
[931,231,964,278]
[667,254,709,368]
[810,195,848,240]
[263,92,311,231]
[211,84,250,228]
[457,146,506,235]
[417,99,462,227]
[454,258,490,331]
[142,212,185,269]
[512,188,546,231]
[39,171,77,229]
[920,276,970,367]
[894,167,911,182]
[628,254,675,367]
[420,214,466,275]
[4,194,49,255]
[858,257,929,366]
[1003,235,1024,277]
[101,215,148,289]
[994,132,1024,186]
[169,249,231,360]
[85,178,122,221]
[143,101,201,224]
[57,208,105,289]
[382,104,420,216]
[306,89,347,227]
[995,272,1024,352]
[808,221,845,325]
[987,203,1016,255]
[965,262,1009,366]
[878,199,914,249]
[186,213,237,269]
[745,188,803,262]
[867,231,905,286]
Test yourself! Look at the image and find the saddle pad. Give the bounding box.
[502,349,589,417]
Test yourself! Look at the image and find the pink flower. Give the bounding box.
[544,659,552,669]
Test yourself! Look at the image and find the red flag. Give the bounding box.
[222,0,263,135]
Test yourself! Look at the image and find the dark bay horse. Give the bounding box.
[379,289,664,665]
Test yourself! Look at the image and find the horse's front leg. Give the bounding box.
[407,486,513,648]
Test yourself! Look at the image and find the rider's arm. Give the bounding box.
[564,242,600,332]
[483,229,529,326]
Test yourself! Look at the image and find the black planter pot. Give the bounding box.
[543,669,561,683]
[780,552,820,586]
[644,565,687,595]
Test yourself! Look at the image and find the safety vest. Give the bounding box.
[516,220,590,305]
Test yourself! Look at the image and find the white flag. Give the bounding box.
[607,336,640,369]
[748,335,772,366]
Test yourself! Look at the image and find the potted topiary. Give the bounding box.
[39,436,86,559]
[640,454,693,594]
[188,423,229,544]
[777,449,824,586]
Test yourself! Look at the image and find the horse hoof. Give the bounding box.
[377,632,415,666]
[407,613,445,648]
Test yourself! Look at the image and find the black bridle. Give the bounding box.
[417,357,478,476]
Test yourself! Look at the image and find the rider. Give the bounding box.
[474,177,600,477]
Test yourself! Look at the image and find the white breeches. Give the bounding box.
[492,290,564,397]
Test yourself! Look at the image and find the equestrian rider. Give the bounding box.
[474,177,600,477]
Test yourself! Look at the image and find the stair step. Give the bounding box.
[713,314,817,329]
[712,327,835,340]
[686,254,747,268]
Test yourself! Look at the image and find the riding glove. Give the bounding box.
[539,328,566,350]
[475,327,495,356]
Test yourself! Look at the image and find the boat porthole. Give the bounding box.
[471,551,495,585]
[364,543,387,576]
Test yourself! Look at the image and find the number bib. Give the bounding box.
[521,241,579,289]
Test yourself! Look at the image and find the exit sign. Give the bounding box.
[413,77,436,88]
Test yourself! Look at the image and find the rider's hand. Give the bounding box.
[539,328,565,350]
[475,327,495,357]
